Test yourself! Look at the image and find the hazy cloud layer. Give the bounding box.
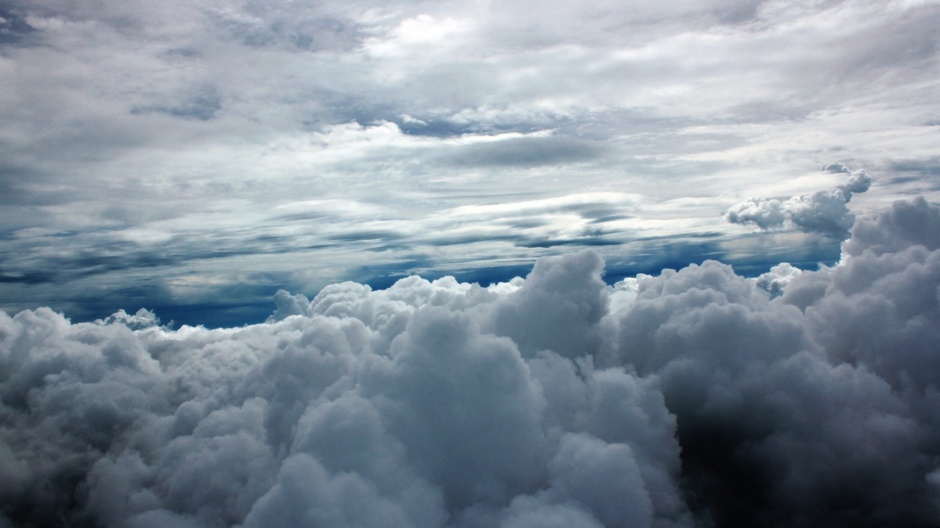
[1,0,939,324]
[2,197,940,527]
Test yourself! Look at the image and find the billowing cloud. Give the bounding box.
[723,196,787,230]
[725,165,873,239]
[3,197,940,527]
[842,195,940,257]
[754,262,802,298]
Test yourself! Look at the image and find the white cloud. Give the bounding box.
[363,14,473,57]
[754,262,802,297]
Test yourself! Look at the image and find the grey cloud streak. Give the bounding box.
[3,197,940,527]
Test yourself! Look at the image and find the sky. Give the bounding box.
[1,0,938,326]
[4,2,940,527]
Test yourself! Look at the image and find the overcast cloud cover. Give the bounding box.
[1,0,938,324]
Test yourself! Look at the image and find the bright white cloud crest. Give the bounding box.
[3,198,940,527]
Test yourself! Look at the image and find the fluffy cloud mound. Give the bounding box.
[3,198,940,528]
[725,165,872,239]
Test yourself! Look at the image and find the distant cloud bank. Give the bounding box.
[2,196,940,527]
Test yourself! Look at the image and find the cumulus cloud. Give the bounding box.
[754,262,802,298]
[724,196,786,230]
[725,165,873,239]
[266,290,311,322]
[842,195,940,257]
[2,197,940,527]
[94,308,165,330]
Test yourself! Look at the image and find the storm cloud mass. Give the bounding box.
[2,197,940,528]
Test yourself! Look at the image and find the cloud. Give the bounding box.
[822,162,851,173]
[2,0,939,323]
[443,136,605,168]
[94,307,165,330]
[754,262,802,298]
[724,196,786,230]
[725,165,873,239]
[610,201,940,525]
[842,195,940,257]
[2,0,940,521]
[2,197,940,527]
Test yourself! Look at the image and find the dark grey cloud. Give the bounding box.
[205,2,363,52]
[609,201,940,525]
[518,235,623,249]
[842,195,940,257]
[589,214,632,224]
[422,232,519,247]
[888,157,940,188]
[822,162,850,173]
[130,89,222,121]
[396,118,484,138]
[837,2,940,75]
[327,229,408,243]
[444,136,605,168]
[0,4,35,45]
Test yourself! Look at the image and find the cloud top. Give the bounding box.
[3,197,940,527]
[725,165,872,238]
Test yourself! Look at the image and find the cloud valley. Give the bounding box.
[2,197,940,528]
